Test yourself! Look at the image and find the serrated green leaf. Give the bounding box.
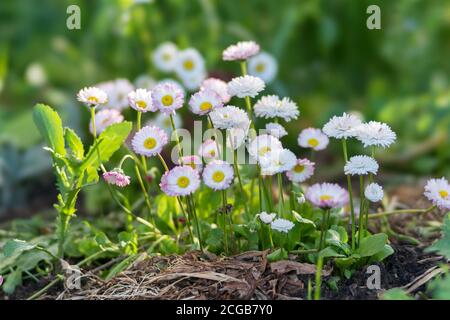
[64,127,84,160]
[3,239,37,257]
[319,247,345,258]
[2,268,22,294]
[370,244,394,262]
[33,104,66,156]
[292,210,316,227]
[425,213,450,259]
[356,233,388,257]
[79,121,132,171]
[267,248,288,262]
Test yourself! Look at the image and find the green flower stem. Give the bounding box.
[157,153,169,171]
[233,149,250,220]
[137,111,148,174]
[57,214,70,259]
[358,175,365,246]
[207,115,221,158]
[267,175,275,211]
[240,61,256,129]
[158,153,196,246]
[134,164,154,224]
[222,190,229,254]
[314,256,324,300]
[170,113,184,164]
[187,195,204,252]
[268,226,275,248]
[176,196,194,244]
[342,139,356,250]
[318,209,329,251]
[277,173,285,217]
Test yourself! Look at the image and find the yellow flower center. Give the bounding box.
[161,95,174,106]
[209,150,216,157]
[183,59,194,71]
[212,171,225,183]
[188,163,197,169]
[88,96,99,103]
[258,146,271,157]
[177,176,190,188]
[136,100,147,109]
[439,190,449,199]
[320,195,333,201]
[308,138,319,148]
[255,63,265,73]
[293,165,305,173]
[144,137,157,150]
[162,53,171,61]
[200,101,213,111]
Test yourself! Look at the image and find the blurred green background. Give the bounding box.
[0,0,449,216]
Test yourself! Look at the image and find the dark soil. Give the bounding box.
[3,244,442,300]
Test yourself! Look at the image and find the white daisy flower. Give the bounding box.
[227,75,265,98]
[202,160,234,190]
[365,183,384,202]
[222,40,260,61]
[227,121,250,150]
[158,78,186,96]
[198,139,220,160]
[344,155,379,176]
[132,125,169,157]
[298,128,329,151]
[306,183,349,209]
[147,112,182,135]
[258,211,277,224]
[248,51,278,83]
[254,95,299,122]
[259,148,297,176]
[180,155,203,172]
[209,105,250,130]
[286,158,315,183]
[201,78,231,104]
[134,74,157,90]
[265,122,287,138]
[247,134,283,161]
[174,48,205,80]
[180,70,207,92]
[151,82,185,114]
[322,112,363,139]
[128,88,156,113]
[89,109,124,135]
[189,89,223,115]
[160,166,200,196]
[77,86,108,107]
[424,177,450,210]
[353,121,397,148]
[97,79,134,110]
[152,42,178,72]
[271,218,295,233]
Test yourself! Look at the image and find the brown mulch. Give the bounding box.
[16,244,439,300]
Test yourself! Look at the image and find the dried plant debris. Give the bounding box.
[43,245,443,300]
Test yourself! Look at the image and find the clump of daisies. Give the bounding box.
[67,40,427,263]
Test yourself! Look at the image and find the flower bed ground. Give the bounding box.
[1,244,443,300]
